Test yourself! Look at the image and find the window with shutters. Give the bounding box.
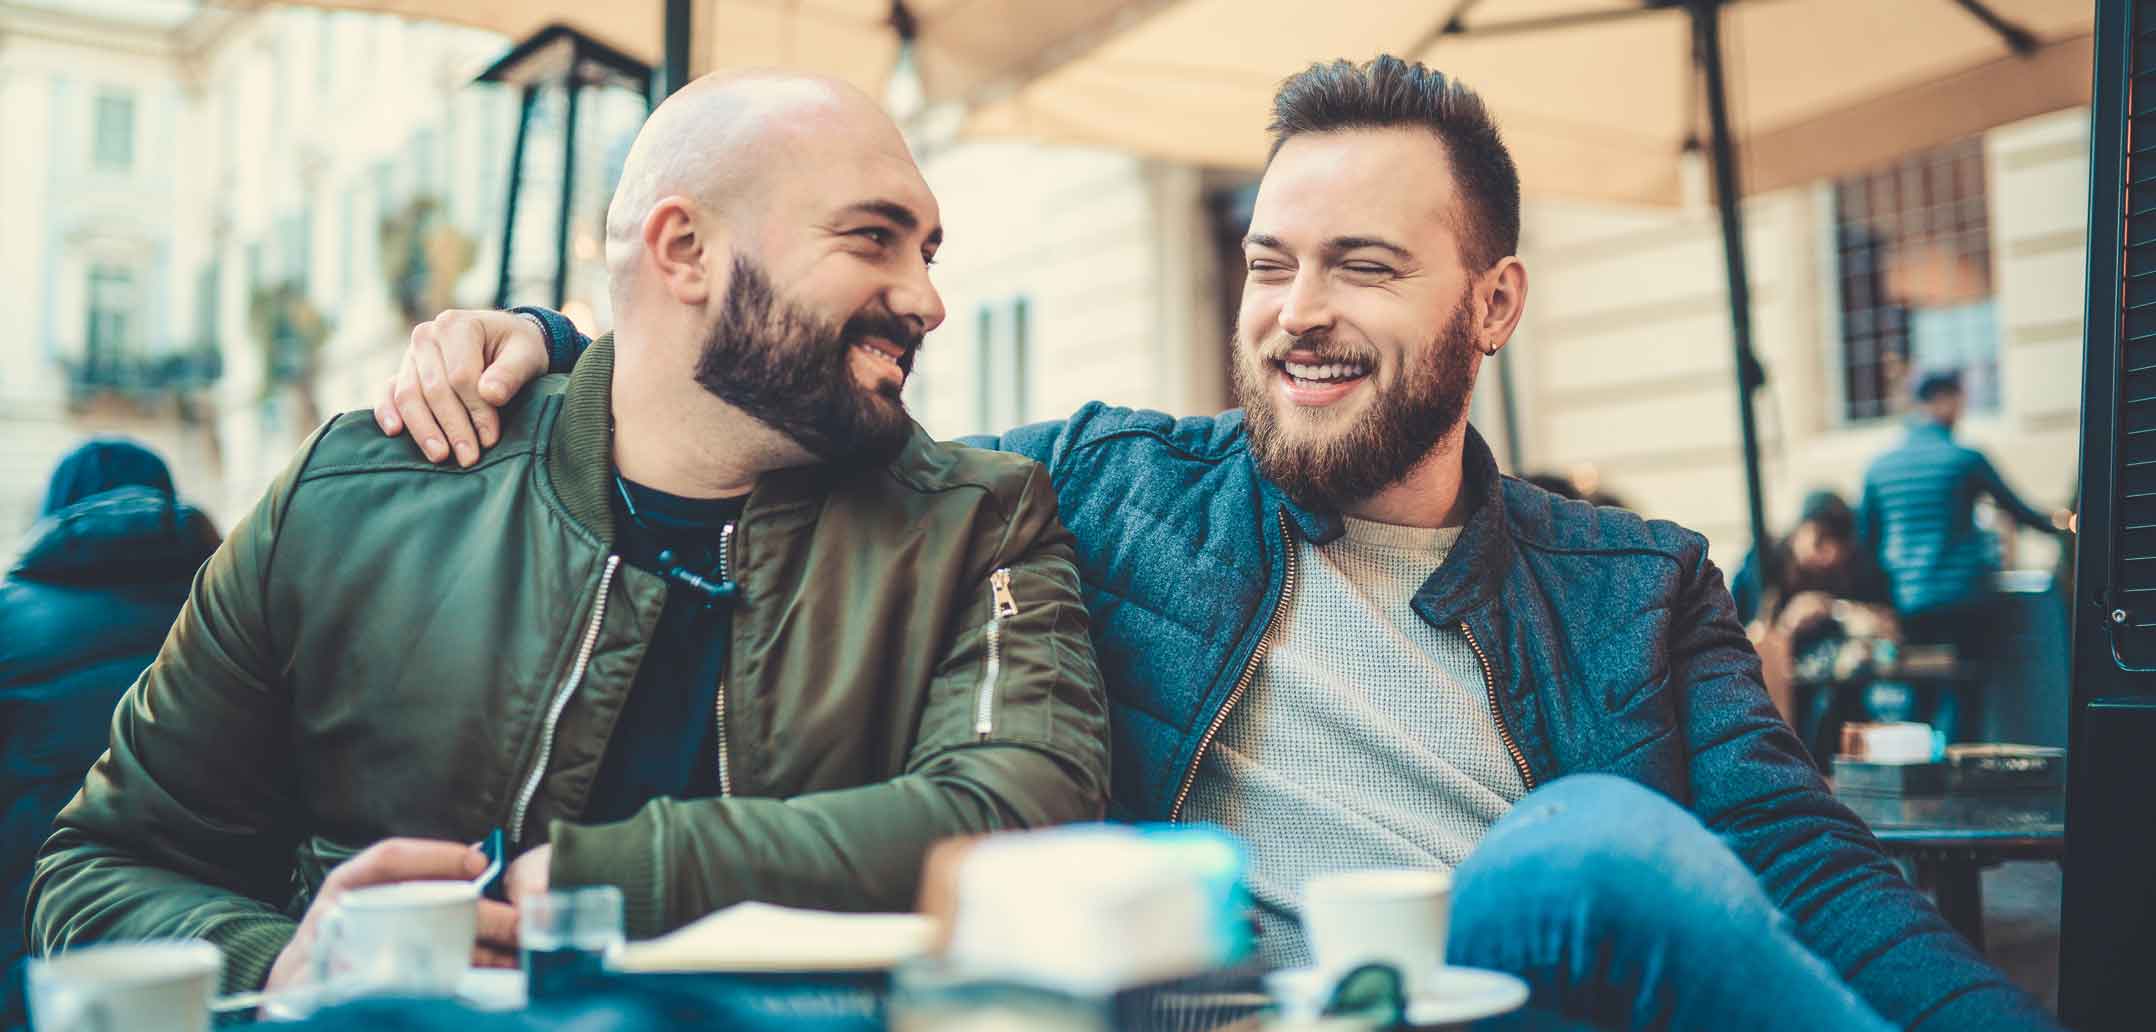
[1831,137,2000,421]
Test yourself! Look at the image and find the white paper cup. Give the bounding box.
[28,940,222,1032]
[315,880,478,998]
[1301,868,1452,998]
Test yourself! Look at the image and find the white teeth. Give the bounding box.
[855,342,900,367]
[1282,361,1369,383]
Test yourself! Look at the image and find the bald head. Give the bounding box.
[603,71,915,287]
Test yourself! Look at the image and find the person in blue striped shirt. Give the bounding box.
[1858,369,2065,739]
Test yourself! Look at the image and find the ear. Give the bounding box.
[1474,256,1528,357]
[642,196,725,306]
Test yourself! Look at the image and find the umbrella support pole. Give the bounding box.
[1691,0,1776,577]
[662,0,693,100]
[494,86,539,310]
[553,82,582,311]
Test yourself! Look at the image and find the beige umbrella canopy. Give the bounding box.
[966,0,2092,207]
[207,0,1160,108]
[956,0,2090,562]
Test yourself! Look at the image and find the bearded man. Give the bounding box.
[378,59,2055,1031]
[27,71,1109,998]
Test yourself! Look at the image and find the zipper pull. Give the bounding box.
[990,568,1018,617]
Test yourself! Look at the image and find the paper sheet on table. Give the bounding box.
[610,902,934,973]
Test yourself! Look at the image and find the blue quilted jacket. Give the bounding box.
[974,406,2048,1031]
[539,319,2053,1030]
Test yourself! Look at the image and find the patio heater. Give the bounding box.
[476,24,654,310]
[2062,0,2156,1026]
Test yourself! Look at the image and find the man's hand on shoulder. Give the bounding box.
[373,310,552,467]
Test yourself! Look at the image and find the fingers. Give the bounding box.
[392,345,453,465]
[503,845,552,909]
[373,375,405,437]
[411,320,482,467]
[475,898,519,954]
[327,838,485,894]
[478,313,552,408]
[438,314,502,450]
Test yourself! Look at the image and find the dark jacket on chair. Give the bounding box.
[2,450,219,976]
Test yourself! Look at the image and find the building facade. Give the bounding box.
[0,2,524,541]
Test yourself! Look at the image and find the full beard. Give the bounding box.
[691,256,919,468]
[1234,299,1479,512]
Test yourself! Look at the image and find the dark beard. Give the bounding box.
[1234,298,1478,512]
[691,256,920,468]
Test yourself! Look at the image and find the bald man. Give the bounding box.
[26,73,1110,996]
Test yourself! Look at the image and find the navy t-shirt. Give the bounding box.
[581,476,745,824]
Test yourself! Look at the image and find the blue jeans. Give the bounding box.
[1448,775,1891,1032]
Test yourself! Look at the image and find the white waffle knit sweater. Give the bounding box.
[1183,516,1530,967]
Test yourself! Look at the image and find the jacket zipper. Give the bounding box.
[714,523,736,796]
[1170,510,1298,822]
[510,554,623,844]
[1460,621,1536,790]
[977,568,1019,739]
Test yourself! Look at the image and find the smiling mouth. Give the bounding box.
[853,336,909,372]
[1274,357,1371,389]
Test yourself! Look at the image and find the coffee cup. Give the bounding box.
[314,880,478,998]
[28,940,221,1032]
[1300,868,1452,998]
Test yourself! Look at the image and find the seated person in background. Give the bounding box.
[28,71,1108,997]
[1,441,220,980]
[1732,491,1898,758]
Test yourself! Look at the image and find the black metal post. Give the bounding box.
[662,0,693,100]
[1690,0,1776,576]
[553,80,581,311]
[494,86,538,309]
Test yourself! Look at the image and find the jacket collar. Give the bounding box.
[1414,425,1516,624]
[1906,418,1955,443]
[1259,423,1514,623]
[544,333,881,548]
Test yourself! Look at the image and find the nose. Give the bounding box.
[888,257,946,336]
[1277,269,1333,339]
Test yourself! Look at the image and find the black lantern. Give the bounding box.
[476,24,653,310]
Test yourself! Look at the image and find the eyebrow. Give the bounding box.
[843,200,943,247]
[1242,233,1414,261]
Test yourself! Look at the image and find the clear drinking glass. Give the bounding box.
[520,885,624,1000]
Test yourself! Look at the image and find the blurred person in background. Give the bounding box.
[1859,370,2065,741]
[1,441,220,984]
[379,57,2057,1030]
[1732,490,1898,758]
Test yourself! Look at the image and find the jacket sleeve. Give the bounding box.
[25,433,324,993]
[546,463,1110,938]
[1975,454,2059,533]
[1669,548,2057,1030]
[517,306,593,376]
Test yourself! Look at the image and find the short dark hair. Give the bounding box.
[1914,369,1964,402]
[1267,56,1520,271]
[1798,490,1856,542]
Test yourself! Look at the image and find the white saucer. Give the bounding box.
[256,967,527,1021]
[458,967,527,1011]
[1404,966,1531,1026]
[1267,965,1530,1028]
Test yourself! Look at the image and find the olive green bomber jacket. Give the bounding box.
[27,335,1111,991]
